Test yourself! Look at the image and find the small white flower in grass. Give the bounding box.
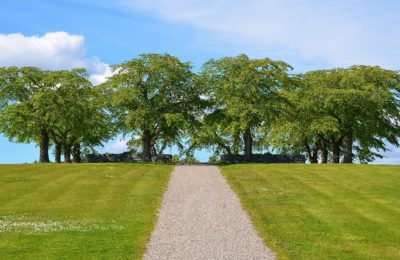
[0,215,124,234]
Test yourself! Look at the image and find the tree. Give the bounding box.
[0,67,53,162]
[45,69,113,163]
[198,54,292,160]
[188,108,241,156]
[305,66,400,163]
[0,67,113,163]
[270,66,400,163]
[104,53,202,162]
[268,76,333,163]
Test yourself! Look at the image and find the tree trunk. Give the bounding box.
[233,131,240,154]
[55,142,62,163]
[342,132,353,163]
[332,143,340,163]
[39,130,50,163]
[64,144,72,163]
[243,128,253,161]
[310,147,318,163]
[321,146,328,164]
[304,142,312,163]
[73,143,81,163]
[142,129,152,162]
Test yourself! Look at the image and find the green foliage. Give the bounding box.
[192,54,292,156]
[0,67,113,162]
[1,55,400,164]
[0,67,51,144]
[104,53,204,161]
[171,155,180,164]
[45,69,113,148]
[181,155,199,163]
[269,66,400,162]
[208,154,219,163]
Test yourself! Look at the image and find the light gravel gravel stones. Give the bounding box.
[144,165,275,260]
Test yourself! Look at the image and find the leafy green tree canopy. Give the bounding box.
[269,65,400,163]
[197,54,292,158]
[104,53,203,162]
[0,67,112,163]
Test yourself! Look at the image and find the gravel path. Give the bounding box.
[144,165,275,260]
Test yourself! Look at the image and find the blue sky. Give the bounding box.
[0,0,399,163]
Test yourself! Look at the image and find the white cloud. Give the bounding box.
[0,32,111,85]
[122,0,400,69]
[88,57,114,86]
[101,138,129,154]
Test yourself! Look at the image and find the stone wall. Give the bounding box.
[220,154,305,163]
[84,152,172,163]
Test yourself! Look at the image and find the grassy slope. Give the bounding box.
[220,164,400,260]
[0,163,173,259]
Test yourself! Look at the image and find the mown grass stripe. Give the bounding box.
[0,164,173,259]
[221,164,400,260]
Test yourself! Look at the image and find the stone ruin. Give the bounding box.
[84,152,172,163]
[220,154,305,163]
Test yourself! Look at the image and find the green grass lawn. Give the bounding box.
[220,164,400,260]
[0,163,173,259]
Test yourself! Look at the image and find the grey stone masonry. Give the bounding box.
[221,153,305,163]
[84,152,172,163]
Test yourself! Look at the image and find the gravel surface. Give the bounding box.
[144,165,275,260]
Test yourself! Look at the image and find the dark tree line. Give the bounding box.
[1,54,399,163]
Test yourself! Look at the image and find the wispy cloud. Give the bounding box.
[121,0,400,70]
[0,32,111,85]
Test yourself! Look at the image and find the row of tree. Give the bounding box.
[0,68,112,163]
[1,54,399,164]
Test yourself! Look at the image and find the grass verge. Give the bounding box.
[220,164,400,259]
[0,163,173,259]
